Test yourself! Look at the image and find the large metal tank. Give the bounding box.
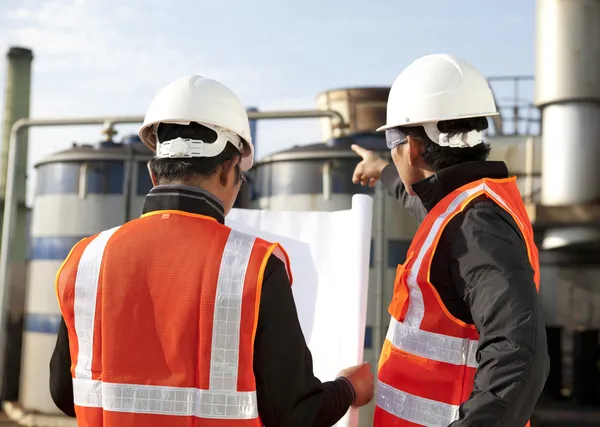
[20,135,152,413]
[251,132,419,425]
[316,87,390,140]
[534,0,600,396]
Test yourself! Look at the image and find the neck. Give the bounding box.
[160,177,227,205]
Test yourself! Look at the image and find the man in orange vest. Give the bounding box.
[49,75,374,427]
[351,54,550,426]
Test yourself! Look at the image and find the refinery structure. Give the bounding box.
[0,0,599,426]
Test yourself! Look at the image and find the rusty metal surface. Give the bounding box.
[526,203,600,229]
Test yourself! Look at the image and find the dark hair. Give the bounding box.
[149,122,241,184]
[402,117,491,171]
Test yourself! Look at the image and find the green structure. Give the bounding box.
[0,46,33,401]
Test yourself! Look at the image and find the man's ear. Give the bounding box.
[219,158,236,186]
[407,135,424,166]
[147,161,158,186]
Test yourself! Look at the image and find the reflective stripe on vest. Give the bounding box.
[375,178,539,427]
[386,316,479,368]
[71,226,260,419]
[377,381,459,426]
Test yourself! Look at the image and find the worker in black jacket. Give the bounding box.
[49,75,374,427]
[351,54,549,427]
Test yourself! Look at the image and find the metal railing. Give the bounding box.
[487,75,540,137]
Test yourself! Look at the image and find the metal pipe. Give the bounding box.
[536,0,600,205]
[248,109,347,128]
[123,144,135,222]
[247,107,259,157]
[373,183,386,364]
[322,161,332,201]
[1,47,33,196]
[78,163,89,200]
[0,108,348,390]
[524,135,535,203]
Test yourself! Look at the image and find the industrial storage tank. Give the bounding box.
[316,87,390,141]
[251,132,419,425]
[20,135,152,413]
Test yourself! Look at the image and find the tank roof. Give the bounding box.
[256,133,389,164]
[35,141,152,167]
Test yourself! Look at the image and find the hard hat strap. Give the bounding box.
[422,122,483,148]
[154,122,246,159]
[386,123,483,150]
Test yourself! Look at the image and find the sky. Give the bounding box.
[0,0,536,205]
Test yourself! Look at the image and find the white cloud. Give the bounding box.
[0,0,327,205]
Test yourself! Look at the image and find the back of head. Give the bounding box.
[139,75,255,175]
[380,54,498,171]
[138,76,255,213]
[149,122,243,183]
[395,117,491,171]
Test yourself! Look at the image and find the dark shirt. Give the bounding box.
[49,184,354,427]
[380,161,550,427]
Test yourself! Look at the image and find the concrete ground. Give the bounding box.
[2,402,77,427]
[1,400,598,427]
[0,414,20,426]
[533,397,600,427]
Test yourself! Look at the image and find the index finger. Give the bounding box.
[351,144,370,159]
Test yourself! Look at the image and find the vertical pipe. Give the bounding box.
[373,183,386,365]
[524,135,534,203]
[0,46,33,401]
[247,107,258,157]
[1,47,33,196]
[536,0,600,249]
[78,163,89,200]
[535,0,600,205]
[322,161,332,201]
[123,144,135,222]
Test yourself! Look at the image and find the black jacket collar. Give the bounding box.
[411,161,509,212]
[141,184,225,224]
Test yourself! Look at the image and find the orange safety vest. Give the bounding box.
[55,210,293,427]
[375,177,539,427]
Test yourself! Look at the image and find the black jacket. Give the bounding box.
[380,161,550,427]
[49,184,354,427]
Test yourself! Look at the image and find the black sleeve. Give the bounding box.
[379,163,427,222]
[49,317,76,417]
[254,255,355,427]
[449,206,550,427]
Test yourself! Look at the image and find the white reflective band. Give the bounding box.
[377,380,459,427]
[386,317,478,368]
[72,227,260,419]
[73,226,121,380]
[404,182,519,331]
[210,230,255,391]
[73,378,258,418]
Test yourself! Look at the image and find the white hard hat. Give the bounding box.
[378,54,499,148]
[139,75,254,171]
